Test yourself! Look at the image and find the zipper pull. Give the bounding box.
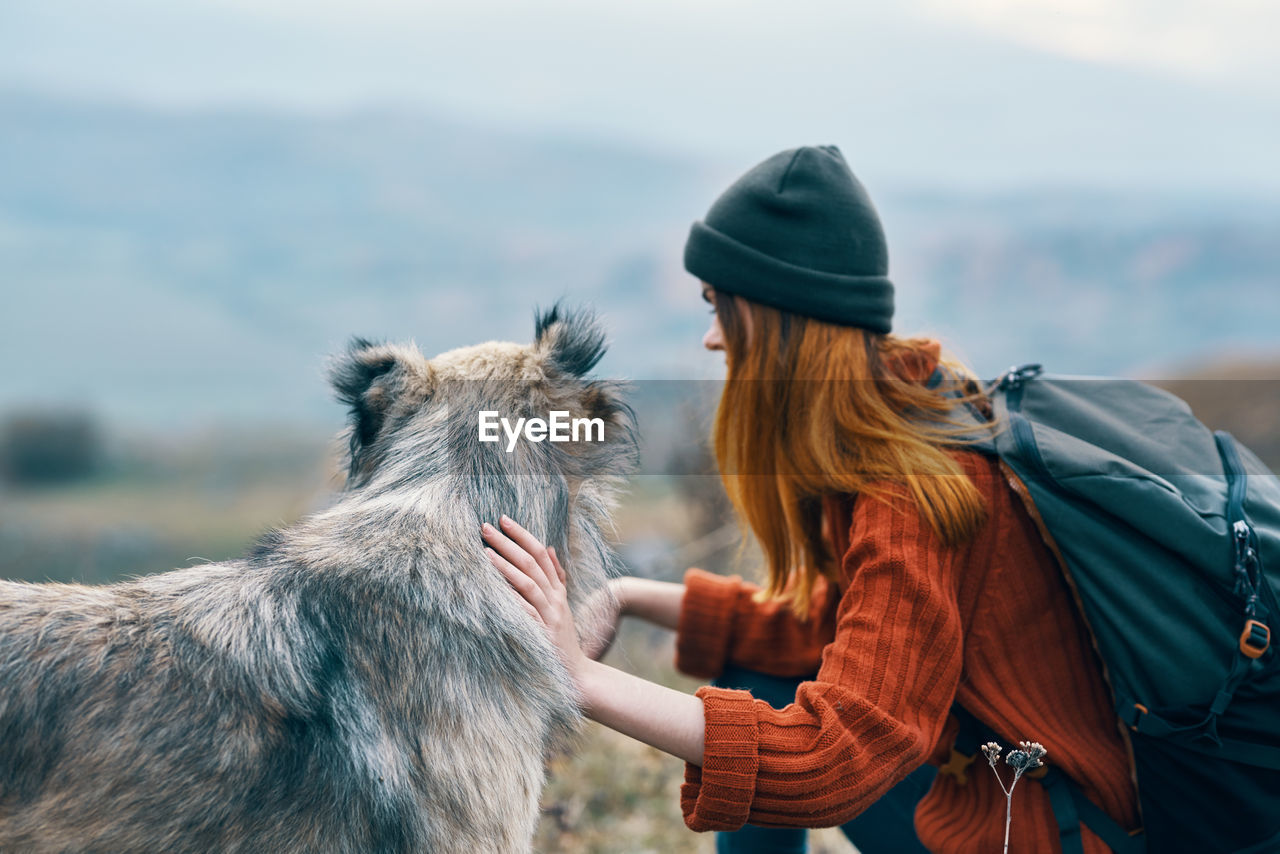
[1232,520,1260,617]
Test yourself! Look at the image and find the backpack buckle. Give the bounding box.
[1128,702,1149,731]
[1240,620,1270,659]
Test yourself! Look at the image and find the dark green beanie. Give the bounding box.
[683,145,894,333]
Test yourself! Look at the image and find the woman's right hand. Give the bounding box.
[580,576,687,659]
[581,578,629,661]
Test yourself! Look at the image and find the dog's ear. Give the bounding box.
[534,302,606,378]
[328,338,432,482]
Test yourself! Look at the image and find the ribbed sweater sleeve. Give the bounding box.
[681,485,965,831]
[675,569,841,680]
[675,569,741,680]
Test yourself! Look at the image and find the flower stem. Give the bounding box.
[1004,790,1012,854]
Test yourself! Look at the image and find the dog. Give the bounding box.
[0,305,637,853]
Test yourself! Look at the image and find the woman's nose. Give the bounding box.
[703,319,724,351]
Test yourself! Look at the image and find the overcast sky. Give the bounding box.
[2,0,1278,191]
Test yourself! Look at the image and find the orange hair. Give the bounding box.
[711,290,992,616]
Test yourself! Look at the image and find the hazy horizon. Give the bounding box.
[3,0,1278,193]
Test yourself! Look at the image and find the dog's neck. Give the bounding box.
[278,458,572,577]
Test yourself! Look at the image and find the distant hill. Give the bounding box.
[0,91,721,426]
[1,91,1277,431]
[1155,360,1280,471]
[882,189,1280,379]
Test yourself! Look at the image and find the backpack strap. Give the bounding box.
[1040,767,1084,854]
[1117,672,1280,770]
[949,705,1146,854]
[1040,766,1148,854]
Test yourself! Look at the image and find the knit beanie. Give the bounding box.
[683,145,894,333]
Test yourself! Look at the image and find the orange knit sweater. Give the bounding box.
[675,450,1141,853]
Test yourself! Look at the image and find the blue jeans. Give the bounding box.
[712,665,935,854]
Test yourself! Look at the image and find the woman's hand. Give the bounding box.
[482,516,707,765]
[581,577,686,659]
[483,515,589,682]
[580,579,626,661]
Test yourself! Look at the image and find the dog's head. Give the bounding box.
[327,304,636,540]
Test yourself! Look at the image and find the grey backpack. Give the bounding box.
[951,365,1280,854]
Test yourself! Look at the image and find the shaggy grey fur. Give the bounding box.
[0,306,637,853]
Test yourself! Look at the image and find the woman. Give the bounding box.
[481,146,1140,853]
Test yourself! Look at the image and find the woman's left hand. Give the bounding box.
[482,515,589,683]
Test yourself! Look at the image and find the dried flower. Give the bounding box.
[981,737,1048,854]
[1005,749,1031,771]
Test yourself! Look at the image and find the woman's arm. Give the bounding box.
[578,658,705,766]
[678,486,966,832]
[672,495,853,680]
[482,516,706,765]
[614,576,684,630]
[607,555,840,678]
[674,569,839,680]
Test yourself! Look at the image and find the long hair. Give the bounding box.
[711,290,991,616]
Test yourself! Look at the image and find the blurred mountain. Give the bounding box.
[881,190,1280,379]
[1,91,1277,431]
[1155,360,1280,471]
[0,90,722,427]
